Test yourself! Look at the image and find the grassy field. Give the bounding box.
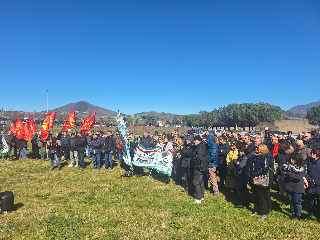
[1,156,320,240]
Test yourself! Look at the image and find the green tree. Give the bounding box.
[145,114,159,126]
[307,105,320,129]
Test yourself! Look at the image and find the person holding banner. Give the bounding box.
[193,135,208,204]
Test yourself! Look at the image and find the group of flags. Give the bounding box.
[7,110,96,142]
[9,117,37,141]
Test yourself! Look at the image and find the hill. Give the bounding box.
[287,100,320,113]
[285,100,320,118]
[50,101,116,116]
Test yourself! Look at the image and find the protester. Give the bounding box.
[205,131,219,197]
[192,135,208,204]
[282,153,307,220]
[218,135,230,188]
[235,143,248,208]
[181,135,194,196]
[305,148,320,219]
[276,141,294,203]
[76,131,87,170]
[246,144,274,219]
[68,133,78,167]
[173,136,183,184]
[102,131,116,171]
[86,131,92,158]
[60,131,70,160]
[91,134,102,169]
[47,137,61,170]
[295,140,311,161]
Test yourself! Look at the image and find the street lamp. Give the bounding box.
[46,90,49,113]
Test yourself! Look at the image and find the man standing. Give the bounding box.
[243,133,255,156]
[287,131,295,146]
[76,131,87,170]
[103,131,116,171]
[68,133,78,167]
[60,131,70,160]
[140,132,153,148]
[193,135,208,204]
[204,131,219,197]
[218,135,230,188]
[91,134,102,169]
[294,140,311,161]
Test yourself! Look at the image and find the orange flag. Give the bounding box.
[63,110,76,131]
[81,111,96,134]
[9,119,25,139]
[24,117,37,141]
[41,112,56,141]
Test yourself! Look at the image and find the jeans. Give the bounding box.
[118,149,123,163]
[50,154,61,168]
[21,148,27,158]
[40,146,44,159]
[105,152,113,169]
[287,191,303,216]
[236,178,248,205]
[86,145,91,158]
[92,153,101,169]
[78,152,85,168]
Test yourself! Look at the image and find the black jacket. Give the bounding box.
[235,154,248,179]
[140,136,153,148]
[246,153,274,186]
[68,137,76,151]
[244,142,255,156]
[181,143,193,168]
[192,141,208,171]
[103,136,116,152]
[306,158,320,195]
[91,138,102,153]
[282,162,306,194]
[75,135,87,153]
[218,142,230,165]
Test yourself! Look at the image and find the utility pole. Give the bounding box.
[46,90,49,113]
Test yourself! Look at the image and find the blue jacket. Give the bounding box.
[206,135,218,168]
[305,158,320,195]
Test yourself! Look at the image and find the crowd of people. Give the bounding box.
[1,128,320,220]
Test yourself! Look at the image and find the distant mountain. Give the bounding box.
[288,100,320,113]
[133,111,178,118]
[50,101,116,116]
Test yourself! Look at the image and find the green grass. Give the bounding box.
[1,157,320,239]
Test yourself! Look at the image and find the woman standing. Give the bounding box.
[246,144,274,219]
[306,148,320,219]
[181,136,194,196]
[282,153,307,220]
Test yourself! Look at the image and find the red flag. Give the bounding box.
[81,111,96,134]
[63,110,76,131]
[24,117,37,141]
[9,119,25,139]
[41,112,56,141]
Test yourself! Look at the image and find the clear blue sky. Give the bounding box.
[1,0,319,115]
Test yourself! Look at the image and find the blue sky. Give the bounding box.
[0,0,319,115]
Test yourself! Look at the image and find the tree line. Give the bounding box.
[182,102,284,130]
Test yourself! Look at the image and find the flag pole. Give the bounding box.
[46,90,49,113]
